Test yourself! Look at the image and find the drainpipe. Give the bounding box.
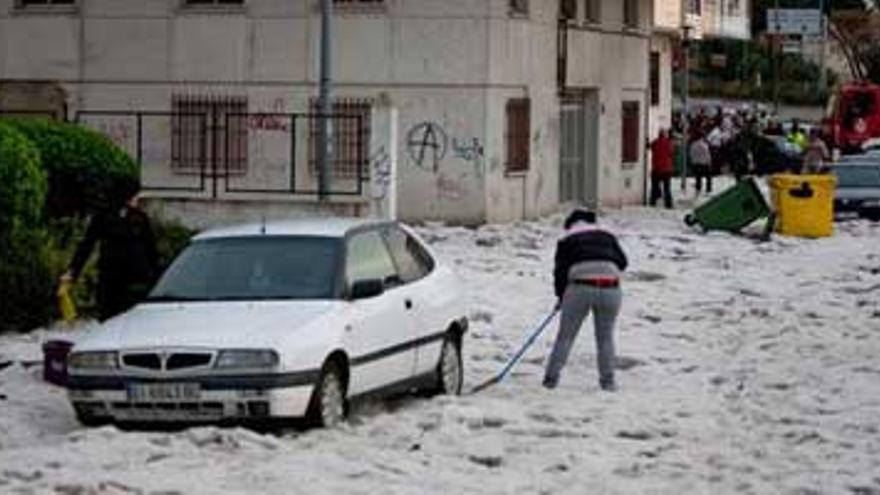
[317,0,334,201]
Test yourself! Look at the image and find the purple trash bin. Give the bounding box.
[42,339,74,386]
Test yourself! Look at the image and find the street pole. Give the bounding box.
[818,0,828,95]
[317,0,333,201]
[773,0,780,115]
[681,26,691,192]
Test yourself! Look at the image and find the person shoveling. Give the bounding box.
[470,209,628,394]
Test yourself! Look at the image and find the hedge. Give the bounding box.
[0,122,52,332]
[6,118,139,219]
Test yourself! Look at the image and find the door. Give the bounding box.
[381,225,444,378]
[343,229,416,395]
[559,98,585,203]
[559,92,600,208]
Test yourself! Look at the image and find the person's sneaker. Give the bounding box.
[600,381,617,392]
[542,377,558,390]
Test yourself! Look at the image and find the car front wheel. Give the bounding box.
[434,337,463,396]
[307,362,347,428]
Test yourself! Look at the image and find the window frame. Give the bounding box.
[179,0,246,12]
[505,98,531,174]
[650,51,661,107]
[584,0,601,24]
[309,97,372,181]
[332,0,387,12]
[14,0,78,13]
[623,0,640,29]
[621,100,641,166]
[509,0,529,17]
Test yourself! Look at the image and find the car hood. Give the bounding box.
[73,300,342,352]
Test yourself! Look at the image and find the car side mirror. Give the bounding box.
[350,279,384,300]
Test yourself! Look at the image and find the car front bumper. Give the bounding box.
[67,372,317,423]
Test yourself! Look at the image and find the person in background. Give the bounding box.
[649,129,674,209]
[787,119,808,153]
[802,128,831,174]
[544,209,628,392]
[690,132,713,194]
[60,180,158,321]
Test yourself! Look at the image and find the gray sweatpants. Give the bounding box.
[544,282,622,388]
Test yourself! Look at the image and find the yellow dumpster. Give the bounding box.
[768,174,837,238]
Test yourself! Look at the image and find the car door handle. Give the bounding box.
[405,299,413,310]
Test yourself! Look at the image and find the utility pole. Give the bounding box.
[317,0,333,201]
[681,24,691,192]
[773,0,780,115]
[818,0,828,95]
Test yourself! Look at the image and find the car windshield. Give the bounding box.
[833,166,880,188]
[147,236,342,302]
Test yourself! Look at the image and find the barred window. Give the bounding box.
[585,0,601,23]
[510,0,528,16]
[621,101,641,164]
[559,0,576,21]
[17,0,75,6]
[309,98,372,180]
[624,0,639,28]
[171,95,248,175]
[183,0,244,6]
[650,52,660,107]
[505,98,531,173]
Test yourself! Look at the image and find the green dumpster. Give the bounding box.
[684,177,774,234]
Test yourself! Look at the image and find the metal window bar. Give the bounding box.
[75,110,208,193]
[308,98,371,181]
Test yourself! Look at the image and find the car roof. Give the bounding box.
[194,217,390,241]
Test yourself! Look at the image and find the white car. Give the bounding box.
[66,218,467,427]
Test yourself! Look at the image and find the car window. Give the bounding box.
[382,226,434,283]
[346,230,400,287]
[833,166,880,188]
[148,236,341,301]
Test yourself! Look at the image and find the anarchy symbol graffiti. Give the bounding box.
[406,122,448,172]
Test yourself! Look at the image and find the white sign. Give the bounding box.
[767,9,823,36]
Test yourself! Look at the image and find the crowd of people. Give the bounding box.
[648,106,831,208]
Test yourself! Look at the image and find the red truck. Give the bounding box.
[823,82,880,154]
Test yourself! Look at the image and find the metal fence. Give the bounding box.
[72,110,370,199]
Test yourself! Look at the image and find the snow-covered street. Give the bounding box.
[1,208,879,495]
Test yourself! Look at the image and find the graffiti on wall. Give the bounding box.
[405,121,484,178]
[406,122,448,172]
[369,145,392,201]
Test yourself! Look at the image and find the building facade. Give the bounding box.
[0,0,652,225]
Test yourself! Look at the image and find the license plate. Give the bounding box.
[127,382,201,401]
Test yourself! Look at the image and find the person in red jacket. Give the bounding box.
[649,129,674,209]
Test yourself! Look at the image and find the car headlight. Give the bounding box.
[68,351,119,370]
[214,350,279,370]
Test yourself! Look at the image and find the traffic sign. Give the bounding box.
[766,9,823,36]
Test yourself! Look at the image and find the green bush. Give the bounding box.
[5,118,139,219]
[0,121,46,241]
[0,122,53,332]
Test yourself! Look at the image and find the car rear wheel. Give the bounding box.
[433,337,463,396]
[306,362,347,428]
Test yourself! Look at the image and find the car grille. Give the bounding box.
[121,352,214,372]
[167,353,212,370]
[122,353,162,370]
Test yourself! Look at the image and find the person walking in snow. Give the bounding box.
[61,180,158,321]
[649,130,674,209]
[544,209,628,392]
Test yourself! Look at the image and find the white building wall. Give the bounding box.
[1,0,651,224]
[650,34,675,140]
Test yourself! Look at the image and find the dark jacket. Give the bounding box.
[70,206,159,289]
[553,228,628,297]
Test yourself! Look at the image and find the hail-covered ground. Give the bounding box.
[1,204,879,494]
